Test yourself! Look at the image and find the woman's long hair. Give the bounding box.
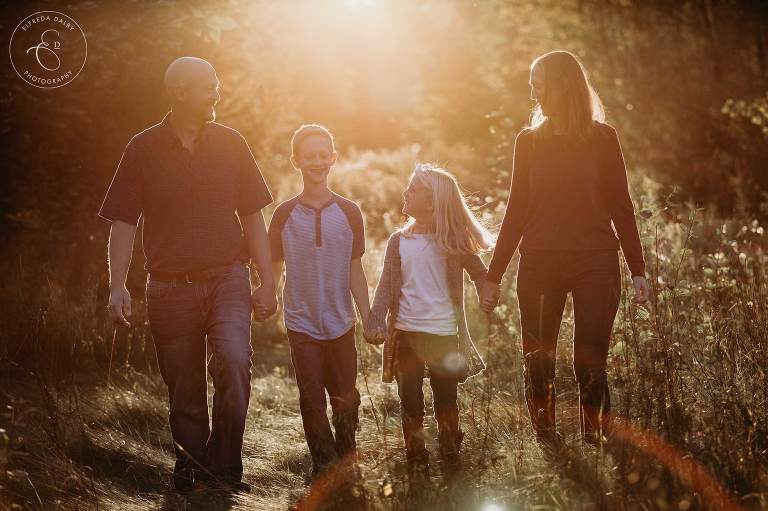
[401,163,494,256]
[529,50,605,144]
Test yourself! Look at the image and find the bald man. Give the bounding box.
[99,57,276,492]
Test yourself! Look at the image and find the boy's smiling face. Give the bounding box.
[292,135,337,186]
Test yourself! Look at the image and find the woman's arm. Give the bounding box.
[485,129,532,284]
[600,125,646,278]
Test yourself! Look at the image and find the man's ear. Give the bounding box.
[169,85,186,104]
[290,154,299,170]
[330,151,339,166]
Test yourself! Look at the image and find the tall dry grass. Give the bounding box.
[1,149,767,510]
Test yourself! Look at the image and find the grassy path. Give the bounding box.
[1,337,620,511]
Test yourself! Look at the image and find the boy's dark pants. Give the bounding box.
[146,263,253,484]
[517,249,621,444]
[287,327,360,472]
[394,330,463,459]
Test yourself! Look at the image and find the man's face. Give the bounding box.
[177,70,220,122]
[292,135,337,186]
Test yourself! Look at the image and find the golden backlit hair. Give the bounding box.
[402,163,494,256]
[529,50,605,144]
[290,124,335,158]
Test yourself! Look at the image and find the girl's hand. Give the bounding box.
[632,275,651,304]
[479,280,501,313]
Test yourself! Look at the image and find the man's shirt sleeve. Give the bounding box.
[237,136,273,217]
[98,137,144,225]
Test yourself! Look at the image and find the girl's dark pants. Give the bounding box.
[394,330,463,460]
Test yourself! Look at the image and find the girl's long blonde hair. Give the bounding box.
[402,163,495,256]
[529,50,605,144]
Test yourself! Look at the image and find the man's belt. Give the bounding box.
[149,263,239,284]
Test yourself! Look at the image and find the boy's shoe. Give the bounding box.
[194,471,252,494]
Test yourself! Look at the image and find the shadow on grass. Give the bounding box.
[159,488,237,511]
[67,432,168,493]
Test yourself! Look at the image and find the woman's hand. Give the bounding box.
[632,275,651,304]
[479,280,502,313]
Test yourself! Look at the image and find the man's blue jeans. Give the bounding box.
[146,262,252,482]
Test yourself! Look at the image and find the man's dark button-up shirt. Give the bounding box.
[99,113,273,273]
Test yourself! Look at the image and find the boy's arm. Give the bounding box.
[271,260,284,293]
[350,257,371,322]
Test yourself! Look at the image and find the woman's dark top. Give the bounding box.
[486,122,646,283]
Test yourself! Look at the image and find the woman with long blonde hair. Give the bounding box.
[480,50,651,448]
[365,163,492,467]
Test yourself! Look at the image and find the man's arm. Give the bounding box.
[242,211,277,320]
[108,220,137,327]
[350,257,371,323]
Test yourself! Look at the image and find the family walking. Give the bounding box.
[100,50,649,493]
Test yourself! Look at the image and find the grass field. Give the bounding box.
[1,186,767,510]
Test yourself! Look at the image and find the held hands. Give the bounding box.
[252,285,278,321]
[479,280,501,314]
[108,285,132,327]
[632,275,651,304]
[362,314,386,345]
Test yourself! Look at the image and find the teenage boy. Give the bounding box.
[266,124,370,478]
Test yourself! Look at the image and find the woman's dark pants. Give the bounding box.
[516,250,621,445]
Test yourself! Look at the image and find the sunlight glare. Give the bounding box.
[344,0,375,7]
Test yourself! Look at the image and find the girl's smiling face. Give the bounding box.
[402,173,433,222]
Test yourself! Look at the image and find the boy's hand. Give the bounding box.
[479,280,501,313]
[252,286,277,321]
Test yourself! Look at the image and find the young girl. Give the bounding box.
[365,163,493,466]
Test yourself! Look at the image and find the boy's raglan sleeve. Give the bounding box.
[351,204,365,259]
[237,135,273,217]
[98,137,144,225]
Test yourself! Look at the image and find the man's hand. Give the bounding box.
[479,280,501,313]
[632,275,651,304]
[108,285,132,327]
[252,285,277,321]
